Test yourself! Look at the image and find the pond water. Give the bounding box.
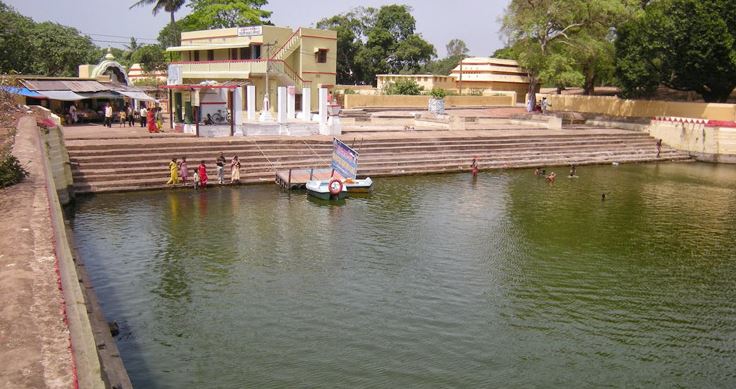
[71,163,736,388]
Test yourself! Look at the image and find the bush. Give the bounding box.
[0,152,28,188]
[384,79,423,95]
[342,89,357,95]
[429,87,447,99]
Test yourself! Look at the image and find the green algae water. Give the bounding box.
[71,163,736,388]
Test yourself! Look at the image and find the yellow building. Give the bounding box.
[164,25,337,124]
[450,57,533,97]
[376,74,456,93]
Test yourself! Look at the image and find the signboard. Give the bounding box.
[167,64,182,86]
[331,138,359,179]
[237,26,263,37]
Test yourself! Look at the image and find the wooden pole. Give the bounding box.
[287,168,292,188]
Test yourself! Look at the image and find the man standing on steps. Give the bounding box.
[656,138,662,158]
[216,152,226,184]
[104,103,113,128]
[140,105,148,128]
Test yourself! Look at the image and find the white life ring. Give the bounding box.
[328,178,342,195]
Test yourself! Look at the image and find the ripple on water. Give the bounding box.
[71,164,736,388]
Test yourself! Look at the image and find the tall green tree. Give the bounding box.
[502,0,587,104]
[502,0,639,100]
[317,5,435,85]
[130,0,186,46]
[615,0,736,102]
[316,10,370,84]
[0,1,35,74]
[422,39,470,76]
[132,45,168,72]
[179,0,271,30]
[446,39,469,57]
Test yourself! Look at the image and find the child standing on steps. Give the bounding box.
[193,168,200,190]
[179,157,188,185]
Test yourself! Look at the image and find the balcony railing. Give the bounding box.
[171,60,269,77]
[171,59,311,89]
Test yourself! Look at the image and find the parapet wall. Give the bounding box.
[343,94,515,109]
[531,94,736,122]
[648,120,736,163]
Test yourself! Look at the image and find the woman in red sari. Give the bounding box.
[198,161,208,189]
[147,108,157,133]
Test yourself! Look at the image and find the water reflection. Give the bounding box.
[71,163,736,388]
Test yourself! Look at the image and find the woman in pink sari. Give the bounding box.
[198,161,208,189]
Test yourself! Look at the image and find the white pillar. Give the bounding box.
[277,87,287,124]
[318,88,329,135]
[233,87,243,135]
[287,86,296,119]
[300,87,311,120]
[246,85,256,121]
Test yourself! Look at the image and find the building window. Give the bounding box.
[316,49,328,63]
[193,51,200,61]
[239,47,252,60]
[207,50,214,61]
[230,48,238,60]
[252,44,261,59]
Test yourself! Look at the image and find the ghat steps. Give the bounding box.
[66,131,691,193]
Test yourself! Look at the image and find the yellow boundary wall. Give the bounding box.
[532,94,736,121]
[343,94,514,109]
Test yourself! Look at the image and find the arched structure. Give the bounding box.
[90,49,131,86]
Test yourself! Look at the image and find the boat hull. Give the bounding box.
[305,179,348,201]
[344,177,373,193]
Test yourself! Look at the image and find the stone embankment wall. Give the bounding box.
[343,94,515,109]
[533,94,736,122]
[648,121,736,163]
[39,124,74,205]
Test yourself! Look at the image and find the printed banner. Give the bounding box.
[331,138,359,179]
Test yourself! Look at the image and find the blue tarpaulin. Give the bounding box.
[1,86,44,98]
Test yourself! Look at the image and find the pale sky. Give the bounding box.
[5,0,510,57]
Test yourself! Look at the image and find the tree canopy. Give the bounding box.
[316,5,435,85]
[0,2,100,76]
[615,0,736,102]
[501,0,638,99]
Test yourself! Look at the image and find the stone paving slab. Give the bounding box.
[0,117,74,388]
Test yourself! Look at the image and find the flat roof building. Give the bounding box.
[164,25,337,126]
[450,57,534,97]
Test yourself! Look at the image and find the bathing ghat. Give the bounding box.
[66,127,690,194]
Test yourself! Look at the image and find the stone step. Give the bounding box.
[72,146,685,177]
[67,136,658,158]
[64,132,652,150]
[72,149,688,185]
[69,141,665,168]
[73,152,692,193]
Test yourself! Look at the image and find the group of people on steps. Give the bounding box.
[166,152,241,189]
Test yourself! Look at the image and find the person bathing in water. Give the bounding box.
[569,164,577,177]
[470,157,479,177]
[546,171,557,183]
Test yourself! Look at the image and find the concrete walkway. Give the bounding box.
[0,117,74,388]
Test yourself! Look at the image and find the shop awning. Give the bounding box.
[0,86,45,98]
[37,90,85,101]
[78,91,123,99]
[166,43,252,52]
[116,90,156,101]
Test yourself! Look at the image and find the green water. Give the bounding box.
[71,163,736,388]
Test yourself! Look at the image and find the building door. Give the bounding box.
[295,93,302,111]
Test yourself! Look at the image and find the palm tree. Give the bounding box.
[130,0,186,45]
